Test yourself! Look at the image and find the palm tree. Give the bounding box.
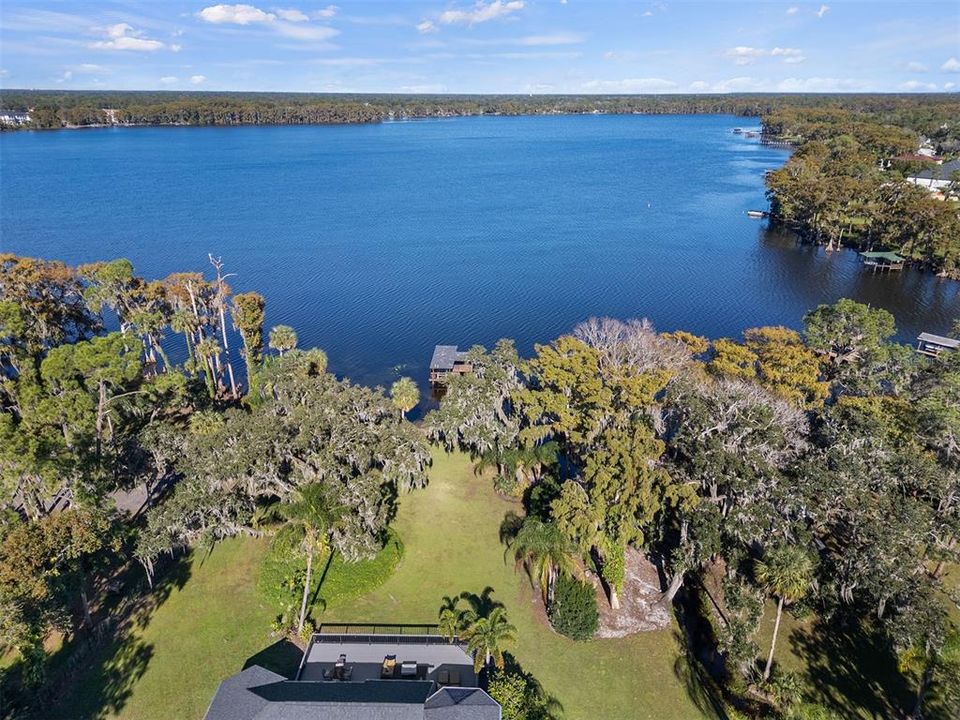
[461,606,516,672]
[438,595,463,642]
[269,325,298,357]
[273,484,342,634]
[756,546,817,681]
[508,517,577,606]
[390,377,420,419]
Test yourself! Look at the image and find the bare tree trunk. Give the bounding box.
[662,571,685,604]
[763,596,784,681]
[297,549,314,634]
[80,585,93,628]
[610,586,621,610]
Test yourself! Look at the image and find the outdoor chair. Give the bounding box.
[381,655,397,678]
[341,666,353,681]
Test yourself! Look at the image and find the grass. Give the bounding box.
[326,449,702,719]
[258,527,404,616]
[46,537,277,720]
[754,599,914,717]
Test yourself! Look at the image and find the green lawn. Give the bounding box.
[47,537,277,720]
[330,450,702,719]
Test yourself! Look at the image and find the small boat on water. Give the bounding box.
[732,128,744,134]
[746,210,767,218]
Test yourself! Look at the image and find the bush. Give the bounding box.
[487,669,555,720]
[548,575,598,641]
[258,526,403,613]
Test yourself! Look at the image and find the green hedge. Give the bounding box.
[548,575,598,641]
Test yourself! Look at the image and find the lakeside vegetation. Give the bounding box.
[2,251,959,718]
[1,90,958,131]
[763,103,960,277]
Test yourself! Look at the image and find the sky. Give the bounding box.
[0,1,958,94]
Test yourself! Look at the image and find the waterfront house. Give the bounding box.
[429,345,473,385]
[205,624,502,719]
[907,158,960,191]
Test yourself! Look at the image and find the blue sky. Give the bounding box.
[1,1,958,93]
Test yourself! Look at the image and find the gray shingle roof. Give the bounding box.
[911,158,960,180]
[430,345,461,371]
[424,688,502,720]
[204,665,285,720]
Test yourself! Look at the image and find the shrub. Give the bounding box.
[487,669,554,720]
[258,526,403,613]
[548,575,598,641]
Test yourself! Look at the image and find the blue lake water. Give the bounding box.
[2,114,959,400]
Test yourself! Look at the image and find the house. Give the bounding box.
[0,112,30,126]
[907,158,960,191]
[205,625,502,720]
[917,332,960,357]
[429,345,473,385]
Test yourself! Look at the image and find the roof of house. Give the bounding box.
[206,630,501,720]
[910,158,960,180]
[918,332,960,349]
[424,687,501,719]
[206,671,441,720]
[860,251,905,262]
[430,345,469,370]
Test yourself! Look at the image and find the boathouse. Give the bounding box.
[860,251,905,271]
[917,333,960,357]
[429,345,472,385]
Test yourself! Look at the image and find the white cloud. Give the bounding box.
[190,74,207,84]
[907,61,928,72]
[313,5,339,19]
[816,4,830,18]
[198,3,338,42]
[417,20,438,33]
[275,8,308,22]
[945,82,956,90]
[516,33,583,46]
[725,46,804,65]
[58,70,73,83]
[689,80,710,91]
[274,23,338,40]
[89,23,178,52]
[901,80,937,91]
[776,76,863,92]
[786,6,799,14]
[437,1,525,26]
[160,76,178,84]
[582,77,677,93]
[713,76,766,93]
[942,57,960,72]
[642,10,654,17]
[198,4,275,24]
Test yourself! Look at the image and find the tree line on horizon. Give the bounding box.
[1,89,957,132]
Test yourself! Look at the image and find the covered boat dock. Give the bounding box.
[917,333,959,357]
[860,251,905,271]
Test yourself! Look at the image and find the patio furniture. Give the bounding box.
[437,669,450,685]
[400,661,417,677]
[341,666,353,681]
[335,653,346,667]
[322,667,336,680]
[381,655,397,678]
[448,670,461,686]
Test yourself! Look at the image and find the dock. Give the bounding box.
[917,333,959,357]
[860,251,905,272]
[429,345,473,385]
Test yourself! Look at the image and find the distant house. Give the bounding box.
[907,158,960,191]
[429,345,473,385]
[0,112,30,126]
[205,625,502,720]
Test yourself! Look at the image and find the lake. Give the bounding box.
[2,114,958,398]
